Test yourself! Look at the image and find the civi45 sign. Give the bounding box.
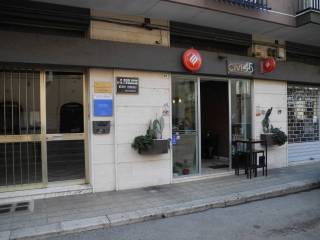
[228,61,254,76]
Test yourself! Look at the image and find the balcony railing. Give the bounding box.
[216,0,270,10]
[297,0,320,13]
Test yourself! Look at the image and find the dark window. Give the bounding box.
[286,42,320,66]
[170,22,251,56]
[0,0,90,37]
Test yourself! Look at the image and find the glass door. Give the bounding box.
[0,70,87,192]
[230,79,252,167]
[172,75,199,177]
[45,72,86,182]
[230,79,251,141]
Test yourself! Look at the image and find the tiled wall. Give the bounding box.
[287,85,320,144]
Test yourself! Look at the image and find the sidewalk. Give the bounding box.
[1,162,320,240]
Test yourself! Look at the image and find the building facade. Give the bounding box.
[0,0,319,200]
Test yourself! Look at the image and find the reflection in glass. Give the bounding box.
[231,80,251,141]
[47,140,85,182]
[172,76,199,177]
[46,72,84,134]
[46,72,85,182]
[231,79,252,163]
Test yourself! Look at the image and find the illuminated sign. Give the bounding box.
[228,62,254,75]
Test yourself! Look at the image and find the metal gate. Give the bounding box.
[288,84,320,163]
[0,71,43,189]
[0,70,87,191]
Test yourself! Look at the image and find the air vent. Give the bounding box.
[0,201,33,215]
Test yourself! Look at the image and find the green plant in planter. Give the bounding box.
[132,134,153,154]
[260,107,288,146]
[262,107,273,133]
[270,126,288,146]
[174,162,184,174]
[132,115,166,153]
[151,116,164,139]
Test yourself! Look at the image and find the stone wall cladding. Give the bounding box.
[287,85,320,143]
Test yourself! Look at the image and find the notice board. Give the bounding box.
[116,77,139,94]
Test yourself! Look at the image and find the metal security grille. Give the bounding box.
[0,70,42,187]
[170,21,252,56]
[0,1,90,37]
[288,84,320,163]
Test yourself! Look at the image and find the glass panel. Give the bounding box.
[0,71,41,135]
[0,142,42,186]
[231,80,251,141]
[47,140,85,182]
[172,75,199,177]
[46,72,83,134]
[231,79,252,165]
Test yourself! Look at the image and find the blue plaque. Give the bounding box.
[94,99,113,116]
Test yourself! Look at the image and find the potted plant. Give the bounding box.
[182,160,190,175]
[260,107,288,146]
[132,116,170,154]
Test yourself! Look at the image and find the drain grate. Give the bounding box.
[0,201,33,215]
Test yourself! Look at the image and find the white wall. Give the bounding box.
[252,80,288,169]
[89,69,172,192]
[89,69,115,192]
[114,70,172,190]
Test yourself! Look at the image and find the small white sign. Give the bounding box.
[93,93,112,100]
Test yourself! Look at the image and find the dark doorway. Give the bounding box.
[200,81,230,174]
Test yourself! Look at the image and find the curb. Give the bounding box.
[2,179,320,240]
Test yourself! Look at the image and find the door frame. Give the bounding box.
[0,69,88,192]
[172,75,252,179]
[44,70,88,185]
[197,77,232,175]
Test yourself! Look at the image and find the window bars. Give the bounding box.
[0,71,42,187]
[216,0,270,10]
[298,0,320,13]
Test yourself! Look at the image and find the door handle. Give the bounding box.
[46,134,64,140]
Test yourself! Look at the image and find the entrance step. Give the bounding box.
[0,184,92,205]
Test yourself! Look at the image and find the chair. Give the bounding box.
[233,139,268,179]
[203,131,219,159]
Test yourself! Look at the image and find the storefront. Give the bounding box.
[172,75,251,178]
[0,6,319,198]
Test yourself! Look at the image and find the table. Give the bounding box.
[232,139,268,179]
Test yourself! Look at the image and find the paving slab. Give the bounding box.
[0,162,319,239]
[0,231,10,240]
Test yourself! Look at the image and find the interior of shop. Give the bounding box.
[200,80,230,175]
[172,76,251,178]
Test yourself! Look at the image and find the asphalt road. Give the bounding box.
[48,189,320,240]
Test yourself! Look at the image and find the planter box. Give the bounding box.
[260,133,276,146]
[140,139,170,155]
